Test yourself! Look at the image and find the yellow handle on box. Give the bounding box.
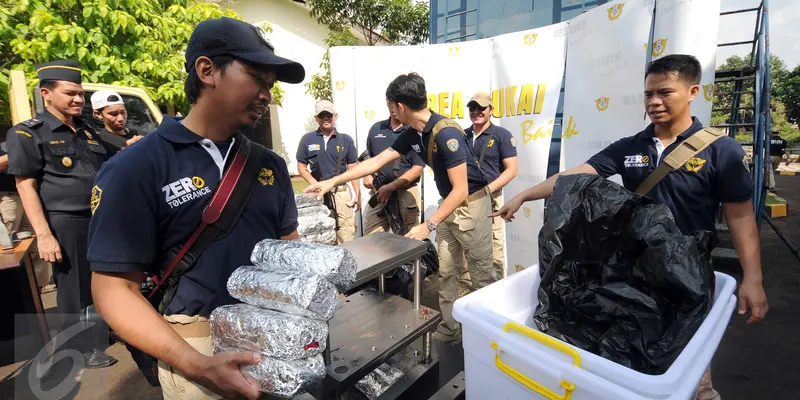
[490,322,581,400]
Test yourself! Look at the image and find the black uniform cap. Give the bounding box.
[35,60,82,84]
[185,17,305,84]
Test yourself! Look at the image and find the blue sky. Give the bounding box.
[717,0,799,68]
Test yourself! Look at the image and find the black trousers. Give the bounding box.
[49,212,104,351]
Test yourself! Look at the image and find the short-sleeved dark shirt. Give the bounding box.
[97,128,136,154]
[296,129,357,181]
[0,130,17,192]
[465,123,518,184]
[769,136,788,157]
[88,117,298,318]
[367,119,425,185]
[586,117,752,237]
[391,112,487,198]
[6,110,110,213]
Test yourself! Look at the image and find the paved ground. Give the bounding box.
[1,175,799,399]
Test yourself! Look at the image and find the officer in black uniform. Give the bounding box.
[6,60,116,368]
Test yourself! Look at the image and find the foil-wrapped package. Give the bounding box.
[355,363,405,399]
[227,266,338,320]
[298,204,332,219]
[216,344,325,398]
[250,239,357,290]
[210,304,327,360]
[300,230,337,246]
[295,193,324,209]
[297,214,335,236]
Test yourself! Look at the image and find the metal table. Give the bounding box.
[318,233,441,399]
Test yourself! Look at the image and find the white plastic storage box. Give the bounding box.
[453,265,737,400]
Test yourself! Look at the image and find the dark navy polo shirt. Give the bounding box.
[391,112,487,198]
[6,110,109,213]
[296,129,357,181]
[367,119,425,185]
[465,123,518,184]
[88,117,298,318]
[769,136,788,156]
[587,117,752,237]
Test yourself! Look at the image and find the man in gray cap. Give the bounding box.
[296,99,359,243]
[6,59,117,368]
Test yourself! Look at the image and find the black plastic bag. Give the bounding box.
[385,239,438,299]
[535,174,715,374]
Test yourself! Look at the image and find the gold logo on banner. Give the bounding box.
[523,207,531,218]
[703,84,715,102]
[645,38,668,57]
[562,116,580,139]
[595,97,610,112]
[448,46,460,56]
[685,157,707,173]
[258,168,275,186]
[90,186,102,215]
[335,81,346,91]
[524,33,538,45]
[364,110,374,120]
[515,265,525,272]
[607,3,625,20]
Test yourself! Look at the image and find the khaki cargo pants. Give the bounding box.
[769,155,782,189]
[363,185,420,236]
[332,187,355,244]
[436,188,497,339]
[458,191,507,288]
[158,315,221,400]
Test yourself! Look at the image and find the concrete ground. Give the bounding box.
[1,175,799,399]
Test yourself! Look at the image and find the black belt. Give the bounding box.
[48,210,92,218]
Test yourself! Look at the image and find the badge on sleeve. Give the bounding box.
[446,139,459,152]
[91,186,102,214]
[85,131,93,139]
[510,137,517,147]
[62,157,73,167]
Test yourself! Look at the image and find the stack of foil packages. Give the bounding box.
[211,239,358,398]
[295,194,336,245]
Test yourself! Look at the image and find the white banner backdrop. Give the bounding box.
[560,1,654,173]
[491,23,568,274]
[651,0,722,128]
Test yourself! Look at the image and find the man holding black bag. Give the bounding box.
[88,17,304,400]
[362,103,425,236]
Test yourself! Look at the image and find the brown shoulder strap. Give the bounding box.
[635,128,726,196]
[428,119,465,167]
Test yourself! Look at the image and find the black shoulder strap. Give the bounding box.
[476,132,493,171]
[337,133,344,173]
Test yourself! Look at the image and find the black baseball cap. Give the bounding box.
[185,17,305,84]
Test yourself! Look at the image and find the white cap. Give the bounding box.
[91,90,125,110]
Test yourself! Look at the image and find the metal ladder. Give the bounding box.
[711,1,772,259]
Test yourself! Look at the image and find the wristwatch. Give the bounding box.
[426,220,437,232]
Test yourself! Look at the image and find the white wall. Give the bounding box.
[226,0,345,174]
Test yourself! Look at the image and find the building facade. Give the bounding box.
[430,0,610,44]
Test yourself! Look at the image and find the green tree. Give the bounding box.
[775,65,800,125]
[304,0,429,101]
[0,0,283,125]
[308,0,429,46]
[712,54,800,144]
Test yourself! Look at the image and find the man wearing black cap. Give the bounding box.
[6,59,117,368]
[88,17,305,400]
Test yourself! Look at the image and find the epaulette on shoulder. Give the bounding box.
[19,119,43,129]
